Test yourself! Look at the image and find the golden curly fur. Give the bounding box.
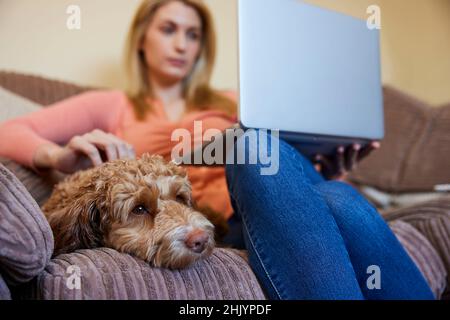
[41,153,216,269]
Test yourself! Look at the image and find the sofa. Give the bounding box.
[0,71,449,300]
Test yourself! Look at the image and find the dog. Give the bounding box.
[41,153,219,269]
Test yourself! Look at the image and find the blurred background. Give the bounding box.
[0,0,449,106]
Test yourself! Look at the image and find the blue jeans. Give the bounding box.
[224,130,434,300]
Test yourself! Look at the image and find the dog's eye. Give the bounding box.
[176,194,188,204]
[132,205,150,216]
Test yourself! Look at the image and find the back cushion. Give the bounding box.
[348,86,450,192]
[0,71,91,106]
[0,87,40,123]
[401,104,450,190]
[0,164,54,286]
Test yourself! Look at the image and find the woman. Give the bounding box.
[0,0,433,300]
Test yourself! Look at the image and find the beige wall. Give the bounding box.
[305,0,450,106]
[0,0,449,105]
[0,0,238,91]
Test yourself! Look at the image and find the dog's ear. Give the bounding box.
[49,195,104,255]
[71,199,104,249]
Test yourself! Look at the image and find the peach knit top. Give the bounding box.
[0,90,237,219]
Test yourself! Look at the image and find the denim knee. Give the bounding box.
[314,181,391,268]
[316,180,375,206]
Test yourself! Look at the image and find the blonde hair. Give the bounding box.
[124,0,236,120]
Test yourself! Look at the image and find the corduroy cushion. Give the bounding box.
[17,225,446,300]
[348,86,450,192]
[0,163,54,286]
[382,196,450,286]
[389,220,447,299]
[18,248,266,300]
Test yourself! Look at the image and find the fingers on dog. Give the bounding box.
[71,129,135,164]
[87,130,119,162]
[68,135,103,167]
[90,129,135,160]
[106,133,136,159]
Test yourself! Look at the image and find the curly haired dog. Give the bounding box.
[41,153,220,269]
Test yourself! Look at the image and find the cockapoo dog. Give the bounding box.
[41,153,218,269]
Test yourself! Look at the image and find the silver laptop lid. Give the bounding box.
[238,0,384,140]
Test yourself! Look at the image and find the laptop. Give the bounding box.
[179,0,384,165]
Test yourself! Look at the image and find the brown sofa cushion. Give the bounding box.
[18,248,266,300]
[0,71,91,106]
[348,86,450,192]
[402,105,450,189]
[389,220,447,299]
[0,163,54,286]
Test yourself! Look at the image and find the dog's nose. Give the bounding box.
[185,229,209,254]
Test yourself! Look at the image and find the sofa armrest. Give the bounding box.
[0,163,54,286]
[348,86,450,192]
[389,220,447,299]
[17,247,266,300]
[383,196,450,298]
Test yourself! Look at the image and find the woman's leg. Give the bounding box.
[225,129,434,299]
[225,130,364,299]
[286,139,434,299]
[314,180,434,299]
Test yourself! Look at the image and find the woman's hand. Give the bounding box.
[313,141,381,180]
[35,129,136,174]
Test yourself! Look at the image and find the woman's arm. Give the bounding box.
[0,90,132,173]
